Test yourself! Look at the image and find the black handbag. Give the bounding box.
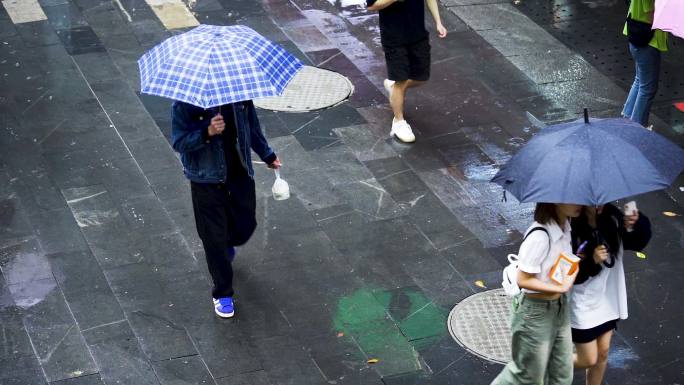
[626,12,655,47]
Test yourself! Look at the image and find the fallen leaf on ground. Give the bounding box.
[475,280,486,288]
[367,358,379,364]
[636,252,647,259]
[663,211,679,217]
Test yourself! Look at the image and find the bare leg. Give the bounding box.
[587,330,613,385]
[389,79,426,121]
[574,341,598,369]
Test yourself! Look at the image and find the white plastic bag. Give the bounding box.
[271,169,290,201]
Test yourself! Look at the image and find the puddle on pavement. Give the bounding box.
[1,239,56,309]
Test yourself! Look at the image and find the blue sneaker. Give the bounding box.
[227,246,236,263]
[213,297,235,318]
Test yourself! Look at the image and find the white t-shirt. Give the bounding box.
[570,244,628,329]
[517,220,574,294]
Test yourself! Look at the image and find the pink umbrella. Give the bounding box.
[652,0,684,39]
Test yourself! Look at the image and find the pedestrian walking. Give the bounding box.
[570,203,651,385]
[138,25,301,318]
[491,203,581,385]
[366,0,447,143]
[622,0,670,127]
[172,101,280,318]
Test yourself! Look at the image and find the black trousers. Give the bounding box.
[190,176,257,299]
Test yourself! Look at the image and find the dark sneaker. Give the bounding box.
[213,297,235,318]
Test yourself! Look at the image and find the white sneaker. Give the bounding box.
[390,119,416,143]
[383,79,395,98]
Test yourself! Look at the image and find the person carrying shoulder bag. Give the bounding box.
[621,0,670,127]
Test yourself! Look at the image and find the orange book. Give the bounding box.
[549,253,580,285]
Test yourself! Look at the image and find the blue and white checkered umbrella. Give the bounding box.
[138,24,303,108]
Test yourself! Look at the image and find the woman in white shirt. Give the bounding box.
[491,203,582,385]
[570,204,651,385]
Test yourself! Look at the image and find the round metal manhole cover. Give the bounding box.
[254,66,353,112]
[447,288,512,364]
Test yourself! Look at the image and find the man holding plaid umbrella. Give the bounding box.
[139,25,302,318]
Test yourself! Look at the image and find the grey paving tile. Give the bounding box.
[117,193,177,236]
[82,2,132,36]
[252,335,327,385]
[398,251,474,309]
[126,137,181,175]
[442,238,504,277]
[0,197,34,245]
[42,2,88,31]
[127,309,197,361]
[534,74,626,114]
[365,158,430,203]
[323,216,432,259]
[23,289,98,382]
[258,264,363,310]
[333,124,397,162]
[277,169,343,210]
[310,145,374,186]
[29,206,88,254]
[55,25,106,55]
[332,178,408,220]
[15,20,61,47]
[279,302,335,341]
[215,370,271,385]
[158,271,214,326]
[88,78,158,137]
[0,354,48,385]
[47,250,124,331]
[152,355,214,385]
[82,320,160,385]
[165,208,203,254]
[259,193,317,235]
[50,373,105,384]
[246,229,339,274]
[507,51,594,84]
[138,231,199,280]
[39,325,99,382]
[188,326,262,379]
[406,192,474,250]
[217,297,292,340]
[130,18,169,50]
[74,52,121,82]
[306,334,384,384]
[0,304,34,360]
[103,262,167,313]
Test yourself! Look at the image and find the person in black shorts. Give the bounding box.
[367,0,446,143]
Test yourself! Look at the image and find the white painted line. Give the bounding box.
[145,0,199,30]
[1,0,47,24]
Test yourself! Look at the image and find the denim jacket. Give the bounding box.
[171,100,276,183]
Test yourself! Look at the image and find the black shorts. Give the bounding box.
[572,319,618,344]
[383,38,431,82]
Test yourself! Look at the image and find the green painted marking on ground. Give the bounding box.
[333,287,447,377]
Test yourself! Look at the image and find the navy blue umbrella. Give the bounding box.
[491,116,684,205]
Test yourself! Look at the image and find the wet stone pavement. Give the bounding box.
[1,0,683,384]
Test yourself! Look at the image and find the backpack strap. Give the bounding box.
[522,226,551,257]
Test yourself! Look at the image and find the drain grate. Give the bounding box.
[254,66,353,112]
[447,289,512,364]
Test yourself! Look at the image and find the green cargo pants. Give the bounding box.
[491,294,573,385]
